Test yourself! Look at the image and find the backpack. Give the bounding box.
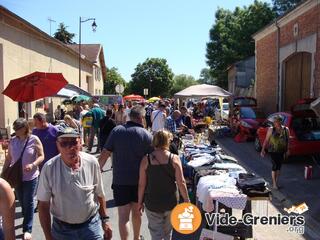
[82,113,93,128]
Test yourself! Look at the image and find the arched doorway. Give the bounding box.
[283,52,311,111]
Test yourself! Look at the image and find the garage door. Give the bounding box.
[284,52,311,111]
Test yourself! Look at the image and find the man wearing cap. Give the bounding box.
[99,106,152,240]
[37,127,112,240]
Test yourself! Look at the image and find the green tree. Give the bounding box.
[198,68,216,84]
[170,74,197,96]
[130,58,174,98]
[54,23,75,44]
[206,1,275,88]
[272,0,303,16]
[123,81,133,96]
[104,67,126,94]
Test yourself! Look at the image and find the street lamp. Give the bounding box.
[79,17,97,88]
[149,77,152,98]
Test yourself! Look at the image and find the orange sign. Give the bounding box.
[170,203,202,234]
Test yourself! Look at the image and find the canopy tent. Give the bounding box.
[55,84,92,98]
[174,84,232,98]
[56,88,78,98]
[72,94,91,102]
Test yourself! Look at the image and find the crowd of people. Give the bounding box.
[0,98,198,240]
[0,96,289,240]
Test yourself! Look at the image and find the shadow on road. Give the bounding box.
[216,136,320,240]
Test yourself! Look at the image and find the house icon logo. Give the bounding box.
[171,203,202,234]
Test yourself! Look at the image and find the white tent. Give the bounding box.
[174,84,232,98]
[56,88,78,98]
[55,84,92,98]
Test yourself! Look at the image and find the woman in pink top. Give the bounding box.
[2,118,44,240]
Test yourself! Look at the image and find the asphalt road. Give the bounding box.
[216,136,320,240]
[11,137,320,239]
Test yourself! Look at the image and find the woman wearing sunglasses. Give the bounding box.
[2,118,44,240]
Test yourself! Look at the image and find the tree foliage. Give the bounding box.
[104,67,126,94]
[54,23,75,44]
[130,58,174,98]
[206,1,275,88]
[272,0,303,16]
[170,74,197,96]
[198,68,216,85]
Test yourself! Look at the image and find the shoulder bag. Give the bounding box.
[1,137,29,188]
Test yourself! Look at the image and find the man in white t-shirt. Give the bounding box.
[151,103,167,133]
[37,127,112,240]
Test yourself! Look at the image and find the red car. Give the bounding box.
[255,99,320,156]
[233,106,266,141]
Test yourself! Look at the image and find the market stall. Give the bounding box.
[173,84,232,133]
[179,133,271,239]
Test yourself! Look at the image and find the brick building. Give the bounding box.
[253,0,320,114]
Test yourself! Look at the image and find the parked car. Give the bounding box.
[233,106,266,140]
[255,99,320,157]
[228,97,265,139]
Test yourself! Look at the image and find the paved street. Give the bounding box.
[7,137,320,240]
[216,135,320,240]
[12,153,152,240]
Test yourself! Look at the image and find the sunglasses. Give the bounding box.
[58,139,79,148]
[14,126,25,131]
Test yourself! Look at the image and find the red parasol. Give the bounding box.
[2,71,68,102]
[123,94,145,101]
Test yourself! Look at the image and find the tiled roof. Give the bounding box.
[67,44,101,63]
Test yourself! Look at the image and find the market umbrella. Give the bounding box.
[123,94,145,101]
[148,97,161,103]
[2,71,68,102]
[72,94,91,103]
[62,99,73,105]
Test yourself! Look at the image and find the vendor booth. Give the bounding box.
[174,84,232,132]
[179,134,271,239]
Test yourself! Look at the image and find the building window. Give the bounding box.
[95,67,101,81]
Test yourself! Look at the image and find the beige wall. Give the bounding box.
[0,16,103,130]
[92,60,104,95]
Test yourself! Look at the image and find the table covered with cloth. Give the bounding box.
[196,174,248,212]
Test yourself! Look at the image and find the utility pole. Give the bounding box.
[47,17,56,36]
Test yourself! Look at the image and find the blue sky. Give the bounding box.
[2,0,272,82]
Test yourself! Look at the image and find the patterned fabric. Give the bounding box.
[268,126,288,153]
[208,189,247,212]
[196,174,247,213]
[165,116,176,133]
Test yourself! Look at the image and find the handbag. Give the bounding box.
[1,137,29,188]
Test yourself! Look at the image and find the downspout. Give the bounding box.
[276,20,281,111]
[314,0,320,97]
